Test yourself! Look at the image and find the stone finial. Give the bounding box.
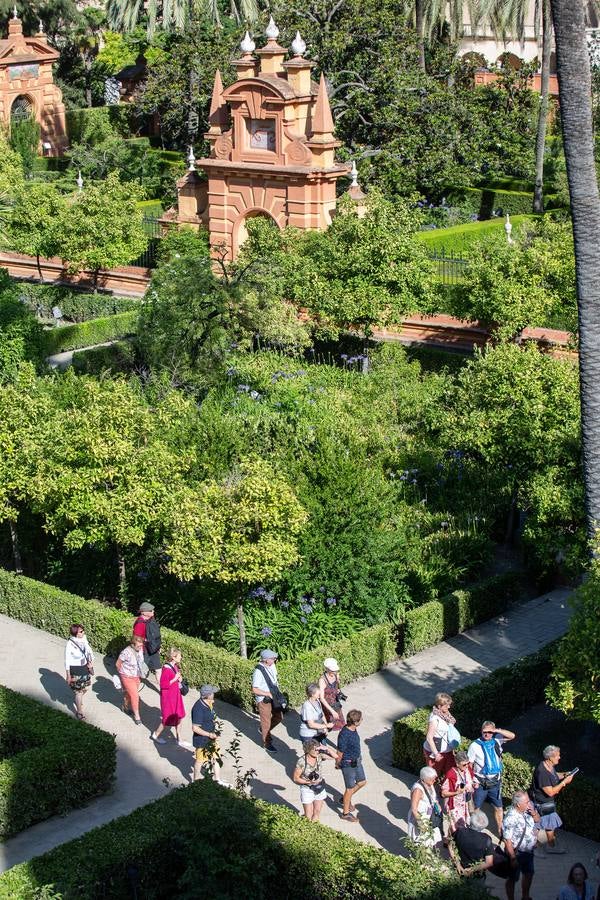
[240,30,255,54]
[187,145,196,171]
[350,160,359,188]
[38,19,44,33]
[12,5,17,19]
[311,73,335,139]
[265,16,279,41]
[291,31,306,57]
[76,171,84,192]
[504,212,513,244]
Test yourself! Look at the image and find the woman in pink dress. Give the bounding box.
[150,648,190,748]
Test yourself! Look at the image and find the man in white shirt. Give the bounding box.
[468,719,515,835]
[252,648,283,752]
[503,790,540,900]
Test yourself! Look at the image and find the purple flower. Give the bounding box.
[237,384,250,393]
[319,586,326,593]
[265,591,275,602]
[261,626,273,636]
[326,597,337,606]
[300,616,307,624]
[300,603,312,614]
[250,390,260,400]
[340,354,348,360]
[280,601,290,609]
[226,367,237,376]
[137,570,149,581]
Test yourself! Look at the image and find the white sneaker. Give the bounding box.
[150,733,167,745]
[177,740,194,750]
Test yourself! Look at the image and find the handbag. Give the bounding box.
[180,679,190,697]
[491,822,528,880]
[423,783,443,831]
[535,798,556,816]
[446,723,461,749]
[257,665,288,713]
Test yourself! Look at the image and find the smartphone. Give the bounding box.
[568,767,580,777]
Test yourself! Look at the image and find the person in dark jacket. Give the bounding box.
[133,601,162,683]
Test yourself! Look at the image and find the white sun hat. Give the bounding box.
[323,657,340,672]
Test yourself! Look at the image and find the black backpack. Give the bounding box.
[144,617,162,656]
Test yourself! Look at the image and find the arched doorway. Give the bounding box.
[233,209,280,256]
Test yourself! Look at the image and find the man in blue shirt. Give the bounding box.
[336,709,367,823]
[192,684,229,786]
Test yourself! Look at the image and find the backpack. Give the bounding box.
[476,738,503,788]
[144,617,162,656]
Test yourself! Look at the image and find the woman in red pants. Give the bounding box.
[116,634,145,724]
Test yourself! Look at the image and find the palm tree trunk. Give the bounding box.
[237,599,247,658]
[415,0,426,72]
[550,0,600,539]
[533,0,552,213]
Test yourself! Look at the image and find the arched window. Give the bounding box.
[11,95,33,122]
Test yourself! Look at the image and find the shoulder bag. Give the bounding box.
[257,664,288,713]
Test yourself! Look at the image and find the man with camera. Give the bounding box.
[293,738,338,822]
[337,709,367,823]
[252,648,287,753]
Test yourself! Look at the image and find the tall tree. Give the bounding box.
[165,459,307,657]
[9,184,65,281]
[550,0,600,538]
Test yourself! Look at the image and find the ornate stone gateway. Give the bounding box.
[169,19,349,260]
[0,9,67,155]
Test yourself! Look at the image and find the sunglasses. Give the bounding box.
[482,731,494,735]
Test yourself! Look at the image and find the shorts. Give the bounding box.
[508,850,535,881]
[341,761,366,789]
[300,785,327,804]
[474,784,503,809]
[195,744,219,763]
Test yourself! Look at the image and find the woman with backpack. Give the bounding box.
[64,623,94,720]
[133,601,162,683]
[150,647,192,748]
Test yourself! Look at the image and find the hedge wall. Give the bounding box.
[402,571,525,656]
[65,106,137,144]
[42,310,138,356]
[416,216,538,254]
[0,781,487,900]
[391,645,600,842]
[0,685,115,839]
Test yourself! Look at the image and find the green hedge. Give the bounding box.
[446,186,538,219]
[0,781,487,900]
[72,339,136,375]
[279,623,397,705]
[0,685,115,839]
[0,569,255,709]
[416,215,539,253]
[137,199,164,217]
[32,157,69,173]
[392,645,600,842]
[42,310,138,355]
[402,571,525,656]
[18,283,139,323]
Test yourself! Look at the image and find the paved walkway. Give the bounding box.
[1,588,597,899]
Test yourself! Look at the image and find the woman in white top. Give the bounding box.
[407,766,443,848]
[300,683,334,742]
[116,634,145,724]
[423,691,460,776]
[64,623,94,720]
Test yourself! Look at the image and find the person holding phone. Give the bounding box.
[503,790,541,900]
[293,739,338,822]
[530,744,575,854]
[442,750,476,832]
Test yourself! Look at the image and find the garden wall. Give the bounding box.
[392,646,600,842]
[0,781,487,900]
[0,685,115,839]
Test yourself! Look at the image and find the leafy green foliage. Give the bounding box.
[447,219,577,337]
[9,116,40,176]
[441,343,583,577]
[53,172,148,279]
[8,184,66,272]
[0,126,24,197]
[415,215,538,253]
[0,684,115,839]
[221,599,361,660]
[0,781,487,900]
[547,564,600,724]
[72,340,136,376]
[280,192,437,337]
[0,280,45,381]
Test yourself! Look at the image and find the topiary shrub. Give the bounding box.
[0,685,115,839]
[0,781,488,900]
[42,310,138,355]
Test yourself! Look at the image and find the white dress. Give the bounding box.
[407,780,442,847]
